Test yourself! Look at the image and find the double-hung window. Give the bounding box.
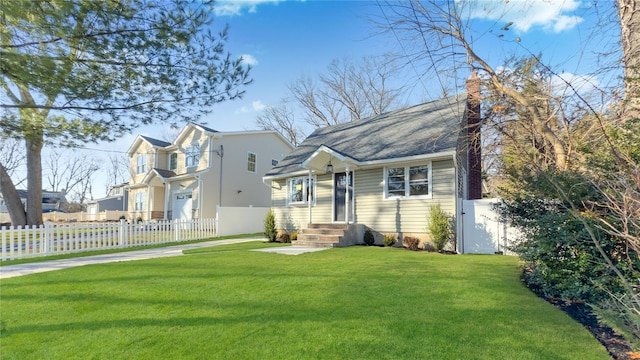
[169,153,177,171]
[136,155,146,174]
[288,176,315,205]
[185,145,199,168]
[385,163,431,199]
[247,152,257,173]
[134,191,145,211]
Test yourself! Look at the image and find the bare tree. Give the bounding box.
[0,138,25,187]
[289,54,405,127]
[618,0,640,121]
[44,150,101,204]
[256,102,304,146]
[105,154,130,193]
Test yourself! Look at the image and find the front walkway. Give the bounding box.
[0,237,264,279]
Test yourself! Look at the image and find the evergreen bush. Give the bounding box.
[263,209,277,242]
[427,203,452,251]
[383,234,396,247]
[363,228,375,246]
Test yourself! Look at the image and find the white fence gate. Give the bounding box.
[461,198,519,255]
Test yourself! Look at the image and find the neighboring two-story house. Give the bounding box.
[127,123,294,221]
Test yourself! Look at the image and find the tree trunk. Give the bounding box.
[0,162,27,226]
[618,0,640,121]
[26,137,43,226]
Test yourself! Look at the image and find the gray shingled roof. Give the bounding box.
[265,94,467,178]
[140,135,171,148]
[197,124,219,133]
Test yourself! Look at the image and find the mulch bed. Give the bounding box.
[524,280,636,359]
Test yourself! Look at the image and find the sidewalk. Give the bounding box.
[0,237,262,279]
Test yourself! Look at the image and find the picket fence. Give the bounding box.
[1,218,216,261]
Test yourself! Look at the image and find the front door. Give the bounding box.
[333,172,353,222]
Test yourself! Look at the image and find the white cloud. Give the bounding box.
[236,100,267,114]
[460,0,584,33]
[551,72,599,96]
[213,0,284,17]
[240,54,258,66]
[553,15,584,33]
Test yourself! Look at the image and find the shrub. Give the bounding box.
[383,234,396,247]
[363,228,375,246]
[427,203,452,252]
[136,216,143,223]
[403,236,420,251]
[277,232,291,243]
[263,209,277,242]
[290,231,298,241]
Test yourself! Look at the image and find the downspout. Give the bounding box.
[453,154,463,254]
[218,144,224,208]
[308,169,312,225]
[198,175,203,219]
[345,164,350,224]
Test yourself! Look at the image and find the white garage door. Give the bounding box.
[173,193,193,221]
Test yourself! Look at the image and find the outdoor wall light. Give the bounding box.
[326,159,333,174]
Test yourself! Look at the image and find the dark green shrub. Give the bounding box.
[277,232,291,243]
[263,209,277,242]
[403,236,420,251]
[136,216,143,223]
[497,196,631,303]
[427,203,452,251]
[363,228,375,246]
[383,234,396,247]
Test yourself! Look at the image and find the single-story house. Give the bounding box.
[263,76,482,250]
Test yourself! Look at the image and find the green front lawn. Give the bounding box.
[0,243,609,359]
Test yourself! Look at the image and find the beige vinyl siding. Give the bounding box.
[271,174,333,231]
[354,159,455,234]
[313,174,333,222]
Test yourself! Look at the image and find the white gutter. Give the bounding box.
[264,150,458,181]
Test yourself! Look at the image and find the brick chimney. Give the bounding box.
[466,72,482,200]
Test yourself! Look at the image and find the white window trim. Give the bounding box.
[286,176,316,206]
[134,191,145,211]
[383,162,433,200]
[185,144,200,168]
[168,153,178,171]
[247,152,257,173]
[136,155,146,174]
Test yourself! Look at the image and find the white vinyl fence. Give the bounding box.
[1,218,215,261]
[461,198,520,255]
[215,206,269,237]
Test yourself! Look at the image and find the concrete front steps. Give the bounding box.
[292,223,363,248]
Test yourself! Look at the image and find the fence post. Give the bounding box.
[119,219,126,248]
[43,221,50,256]
[174,218,180,242]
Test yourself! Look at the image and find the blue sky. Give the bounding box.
[47,0,621,198]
